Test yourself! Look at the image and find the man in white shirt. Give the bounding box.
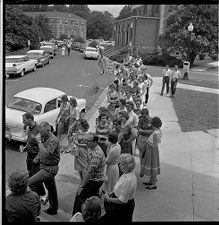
[143,69,153,105]
[170,65,182,98]
[161,65,172,96]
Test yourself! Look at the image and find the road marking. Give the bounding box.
[77,84,91,88]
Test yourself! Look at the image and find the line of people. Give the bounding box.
[6,53,163,223]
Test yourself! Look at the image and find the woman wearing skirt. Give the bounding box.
[141,116,162,189]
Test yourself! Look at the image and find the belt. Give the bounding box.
[40,163,58,166]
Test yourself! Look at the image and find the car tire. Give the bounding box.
[20,69,25,77]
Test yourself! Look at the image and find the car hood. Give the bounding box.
[6,107,30,127]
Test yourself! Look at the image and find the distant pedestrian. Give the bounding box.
[170,65,182,98]
[141,116,162,189]
[161,65,171,96]
[28,122,60,215]
[61,45,66,56]
[143,69,153,105]
[72,133,105,215]
[22,112,46,198]
[6,170,41,222]
[67,43,71,56]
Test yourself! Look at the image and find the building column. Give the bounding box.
[158,5,165,35]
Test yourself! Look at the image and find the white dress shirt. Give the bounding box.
[162,68,172,77]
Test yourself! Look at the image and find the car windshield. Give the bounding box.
[8,97,42,114]
[6,58,23,63]
[27,53,42,59]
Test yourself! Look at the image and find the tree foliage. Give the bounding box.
[74,36,85,43]
[158,5,218,65]
[88,40,98,48]
[87,11,114,40]
[68,5,91,20]
[5,5,53,52]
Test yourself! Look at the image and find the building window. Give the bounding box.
[81,22,84,26]
[75,21,79,26]
[71,20,74,25]
[144,6,147,15]
[65,20,68,25]
[59,19,62,24]
[155,5,159,13]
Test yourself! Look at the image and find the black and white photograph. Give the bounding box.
[2,3,219,223]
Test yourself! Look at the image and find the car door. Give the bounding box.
[37,98,60,131]
[22,56,30,71]
[25,56,33,71]
[40,53,46,65]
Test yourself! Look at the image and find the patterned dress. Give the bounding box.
[141,128,162,177]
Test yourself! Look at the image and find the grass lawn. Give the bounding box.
[172,88,219,132]
[178,79,219,89]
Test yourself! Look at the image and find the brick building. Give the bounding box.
[113,5,170,55]
[24,11,87,40]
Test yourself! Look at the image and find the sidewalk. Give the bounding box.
[41,77,219,221]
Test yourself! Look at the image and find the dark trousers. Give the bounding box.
[26,157,45,196]
[145,87,150,104]
[72,180,103,215]
[171,79,178,96]
[67,49,70,56]
[28,166,59,211]
[161,76,170,94]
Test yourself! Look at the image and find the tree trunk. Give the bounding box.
[189,53,197,67]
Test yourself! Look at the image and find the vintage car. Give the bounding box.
[40,41,57,54]
[83,47,99,60]
[6,55,38,77]
[27,50,50,67]
[40,45,55,59]
[5,87,86,142]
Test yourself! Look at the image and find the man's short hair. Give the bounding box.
[108,131,118,144]
[39,122,51,131]
[23,112,34,121]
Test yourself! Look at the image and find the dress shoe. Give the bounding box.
[44,208,57,215]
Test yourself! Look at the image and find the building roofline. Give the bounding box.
[114,15,159,24]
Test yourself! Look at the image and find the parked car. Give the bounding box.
[40,42,57,54]
[6,55,38,77]
[40,46,55,59]
[83,47,99,60]
[27,50,50,67]
[5,87,86,142]
[79,43,86,53]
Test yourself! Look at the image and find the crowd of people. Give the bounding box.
[5,51,186,223]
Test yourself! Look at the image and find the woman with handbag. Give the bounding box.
[69,118,90,180]
[100,154,137,224]
[103,132,121,193]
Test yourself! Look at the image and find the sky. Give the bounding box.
[88,5,125,17]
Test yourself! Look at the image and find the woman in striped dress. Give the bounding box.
[141,116,162,189]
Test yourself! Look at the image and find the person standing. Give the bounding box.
[28,122,60,215]
[61,45,66,57]
[67,42,71,56]
[72,133,105,215]
[143,69,153,106]
[141,117,162,189]
[22,112,46,198]
[103,132,121,193]
[101,154,137,223]
[170,65,182,98]
[6,170,41,222]
[161,65,172,96]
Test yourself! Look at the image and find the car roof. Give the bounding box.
[14,87,66,104]
[6,55,27,58]
[27,50,44,54]
[40,45,52,49]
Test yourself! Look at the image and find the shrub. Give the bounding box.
[74,36,85,44]
[89,40,98,48]
[59,34,68,41]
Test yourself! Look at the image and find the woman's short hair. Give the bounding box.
[119,154,136,172]
[141,108,149,116]
[81,196,102,223]
[108,131,118,144]
[70,97,77,107]
[151,116,162,128]
[135,98,142,104]
[119,98,126,106]
[8,170,29,195]
[79,118,89,131]
[98,112,109,121]
[113,117,122,126]
[61,95,69,102]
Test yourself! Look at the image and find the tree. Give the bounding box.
[116,5,132,20]
[34,15,53,41]
[88,40,98,48]
[158,5,218,66]
[68,5,91,20]
[59,33,68,40]
[87,11,114,40]
[74,36,85,43]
